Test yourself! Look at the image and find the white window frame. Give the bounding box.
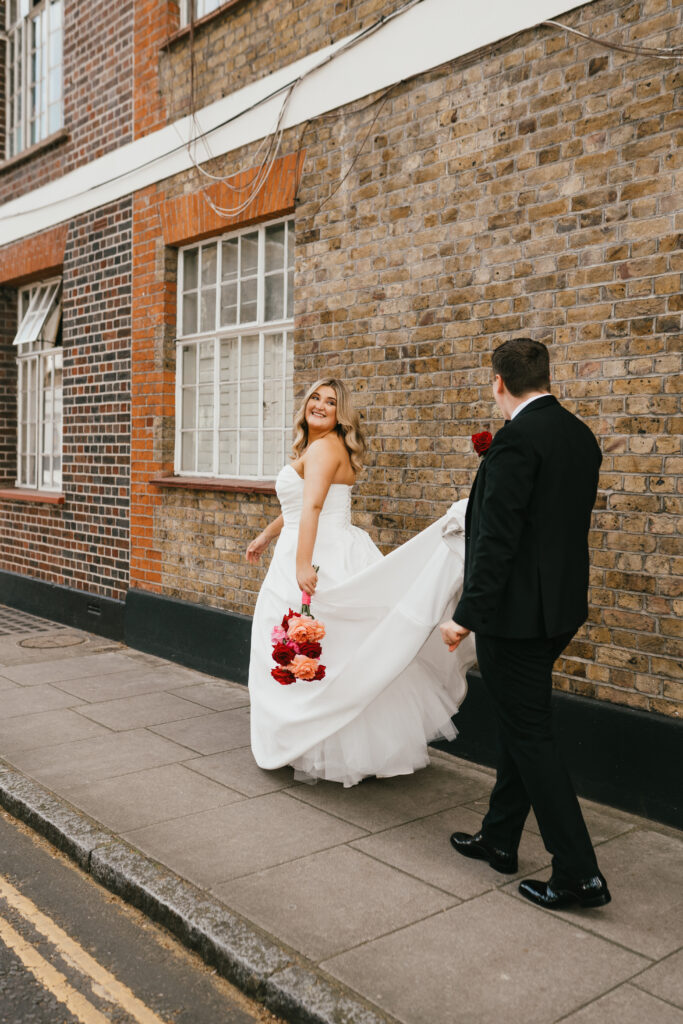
[5,0,63,160]
[14,278,63,492]
[175,217,295,480]
[179,0,225,27]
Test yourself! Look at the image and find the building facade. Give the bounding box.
[0,0,681,821]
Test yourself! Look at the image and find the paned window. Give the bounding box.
[5,0,63,159]
[176,219,294,479]
[13,279,63,490]
[179,0,224,27]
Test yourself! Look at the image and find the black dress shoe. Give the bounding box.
[519,873,611,909]
[449,831,518,874]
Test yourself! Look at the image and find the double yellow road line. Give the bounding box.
[0,875,168,1024]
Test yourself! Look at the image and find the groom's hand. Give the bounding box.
[440,621,471,652]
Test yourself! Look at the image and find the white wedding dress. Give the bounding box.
[248,464,476,787]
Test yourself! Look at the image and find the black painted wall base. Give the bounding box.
[125,588,252,684]
[0,573,680,830]
[0,569,124,640]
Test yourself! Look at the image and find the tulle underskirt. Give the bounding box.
[289,664,461,788]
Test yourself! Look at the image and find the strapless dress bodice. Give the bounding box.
[276,464,352,531]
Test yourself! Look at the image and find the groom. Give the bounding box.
[440,337,610,909]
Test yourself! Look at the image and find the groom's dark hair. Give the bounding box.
[491,338,550,397]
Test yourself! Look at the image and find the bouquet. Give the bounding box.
[270,566,327,685]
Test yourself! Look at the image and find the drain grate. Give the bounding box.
[0,605,68,637]
[18,633,86,649]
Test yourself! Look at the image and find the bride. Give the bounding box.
[246,378,475,787]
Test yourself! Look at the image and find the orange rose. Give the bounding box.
[287,616,326,643]
[290,654,320,680]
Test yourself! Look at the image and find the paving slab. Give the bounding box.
[215,845,458,962]
[184,746,294,796]
[0,675,21,691]
[633,950,683,1009]
[560,983,683,1023]
[0,707,110,754]
[59,763,246,832]
[123,791,366,888]
[350,805,550,899]
[1,682,84,717]
[53,664,211,702]
[169,680,250,711]
[511,829,683,960]
[74,691,213,731]
[8,729,194,789]
[150,706,252,754]
[0,651,143,685]
[322,890,648,1024]
[285,759,492,832]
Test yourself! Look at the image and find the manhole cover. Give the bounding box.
[18,634,87,649]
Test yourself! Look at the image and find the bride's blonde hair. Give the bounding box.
[292,378,366,475]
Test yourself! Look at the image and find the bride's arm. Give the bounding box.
[246,514,284,563]
[296,440,340,594]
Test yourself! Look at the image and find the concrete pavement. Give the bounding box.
[0,604,681,1024]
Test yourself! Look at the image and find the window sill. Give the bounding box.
[0,129,69,174]
[164,0,247,48]
[151,475,276,495]
[0,486,65,504]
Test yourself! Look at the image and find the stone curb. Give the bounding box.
[0,760,396,1024]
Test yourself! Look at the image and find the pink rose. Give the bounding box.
[290,655,320,680]
[271,625,287,643]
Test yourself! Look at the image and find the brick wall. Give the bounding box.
[129,152,300,606]
[60,200,132,597]
[292,0,682,716]
[0,199,132,600]
[132,0,682,718]
[0,0,134,205]
[158,0,409,122]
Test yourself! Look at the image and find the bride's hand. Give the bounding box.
[296,564,318,595]
[246,532,270,564]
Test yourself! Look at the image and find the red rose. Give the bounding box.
[271,666,296,685]
[272,641,296,665]
[298,640,322,659]
[472,431,492,457]
[313,664,326,680]
[281,608,298,630]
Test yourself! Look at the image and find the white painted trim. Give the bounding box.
[0,0,580,246]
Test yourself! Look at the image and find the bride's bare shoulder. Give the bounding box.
[302,434,354,483]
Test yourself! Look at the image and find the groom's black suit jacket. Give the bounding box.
[453,395,602,639]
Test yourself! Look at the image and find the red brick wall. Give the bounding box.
[134,0,178,138]
[0,199,132,600]
[0,227,69,287]
[130,152,302,596]
[0,0,134,205]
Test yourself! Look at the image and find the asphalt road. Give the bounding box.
[0,808,282,1024]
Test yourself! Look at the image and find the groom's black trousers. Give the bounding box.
[476,632,599,882]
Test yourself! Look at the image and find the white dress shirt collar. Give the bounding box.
[510,393,552,420]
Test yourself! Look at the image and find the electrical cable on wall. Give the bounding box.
[1,2,680,224]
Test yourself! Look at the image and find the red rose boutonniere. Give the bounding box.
[472,431,493,457]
